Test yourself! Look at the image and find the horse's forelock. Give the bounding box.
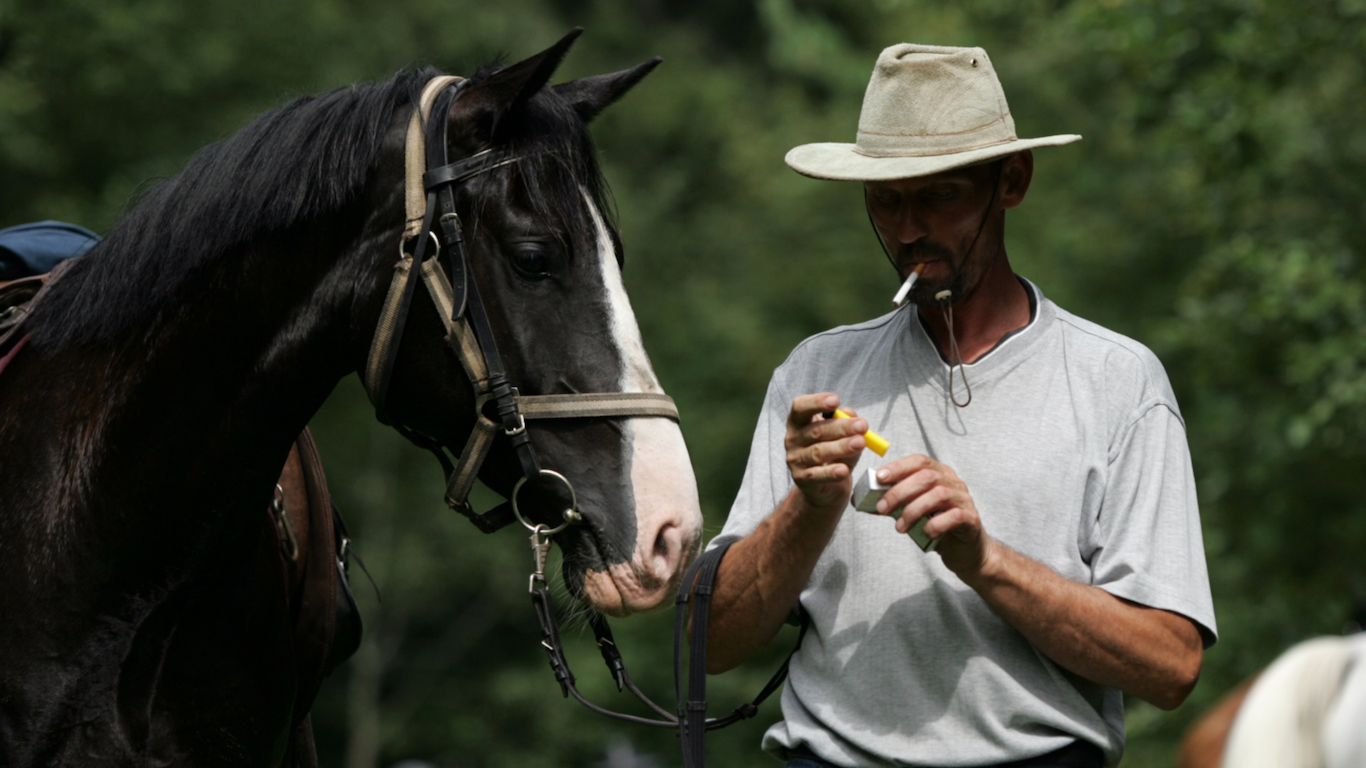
[457,74,613,255]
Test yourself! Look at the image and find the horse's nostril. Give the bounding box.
[654,524,674,561]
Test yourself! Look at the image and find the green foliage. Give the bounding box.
[4,0,1364,765]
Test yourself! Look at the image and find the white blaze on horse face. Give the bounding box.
[580,195,703,616]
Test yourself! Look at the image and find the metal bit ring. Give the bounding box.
[511,469,579,535]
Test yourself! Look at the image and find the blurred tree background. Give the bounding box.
[3,0,1364,765]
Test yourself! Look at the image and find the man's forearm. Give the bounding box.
[960,541,1204,710]
[704,487,842,674]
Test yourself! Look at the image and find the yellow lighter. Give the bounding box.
[827,408,890,456]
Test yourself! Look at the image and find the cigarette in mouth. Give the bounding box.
[892,263,927,308]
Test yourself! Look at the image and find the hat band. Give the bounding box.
[852,135,1018,159]
[857,110,1012,140]
[854,109,1017,157]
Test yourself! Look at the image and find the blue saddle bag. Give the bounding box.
[0,220,101,280]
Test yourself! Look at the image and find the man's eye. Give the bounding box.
[922,188,961,204]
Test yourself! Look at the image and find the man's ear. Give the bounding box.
[999,150,1034,210]
[447,28,583,147]
[551,58,662,124]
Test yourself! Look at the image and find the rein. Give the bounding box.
[362,78,801,767]
[524,525,805,767]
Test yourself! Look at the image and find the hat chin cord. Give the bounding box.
[866,165,1004,408]
[940,300,972,407]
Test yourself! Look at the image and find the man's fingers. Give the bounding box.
[786,412,868,453]
[873,454,937,486]
[890,484,951,529]
[789,393,841,429]
[920,506,968,539]
[790,434,865,469]
[792,461,851,484]
[800,417,868,448]
[875,467,941,515]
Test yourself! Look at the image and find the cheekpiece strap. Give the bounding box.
[362,255,415,403]
[405,75,464,239]
[443,411,498,514]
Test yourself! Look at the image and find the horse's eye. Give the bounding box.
[509,243,551,280]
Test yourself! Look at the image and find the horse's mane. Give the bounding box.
[29,62,611,349]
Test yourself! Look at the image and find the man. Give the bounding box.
[705,44,1216,768]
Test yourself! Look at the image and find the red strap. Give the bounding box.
[0,335,29,378]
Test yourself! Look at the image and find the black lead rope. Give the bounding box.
[526,533,808,768]
[675,539,808,764]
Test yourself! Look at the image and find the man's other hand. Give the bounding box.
[873,454,996,577]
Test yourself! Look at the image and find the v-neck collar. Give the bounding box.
[901,276,1050,397]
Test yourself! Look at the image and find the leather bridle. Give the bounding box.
[361,76,678,534]
[362,77,801,767]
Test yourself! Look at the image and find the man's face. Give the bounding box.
[863,160,1007,307]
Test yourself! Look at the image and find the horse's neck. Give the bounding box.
[24,231,362,547]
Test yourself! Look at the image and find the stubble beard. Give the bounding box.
[901,220,1002,309]
[910,269,966,308]
[896,240,968,308]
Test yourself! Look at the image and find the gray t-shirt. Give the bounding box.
[715,279,1217,767]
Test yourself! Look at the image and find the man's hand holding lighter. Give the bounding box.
[870,454,995,578]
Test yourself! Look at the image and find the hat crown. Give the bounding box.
[856,44,1017,158]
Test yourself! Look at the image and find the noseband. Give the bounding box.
[361,78,798,768]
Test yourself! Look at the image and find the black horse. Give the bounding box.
[0,31,702,766]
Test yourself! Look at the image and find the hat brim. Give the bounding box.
[785,134,1082,182]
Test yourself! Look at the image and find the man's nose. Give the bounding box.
[894,203,929,244]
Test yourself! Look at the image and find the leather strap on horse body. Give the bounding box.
[268,430,364,713]
[270,429,365,768]
[0,257,78,360]
[361,76,679,535]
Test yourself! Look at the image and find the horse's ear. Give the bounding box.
[464,28,583,122]
[552,58,662,124]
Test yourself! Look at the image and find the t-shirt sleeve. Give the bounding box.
[709,374,796,549]
[1087,402,1219,647]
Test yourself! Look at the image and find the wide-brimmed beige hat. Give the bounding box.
[786,43,1081,181]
